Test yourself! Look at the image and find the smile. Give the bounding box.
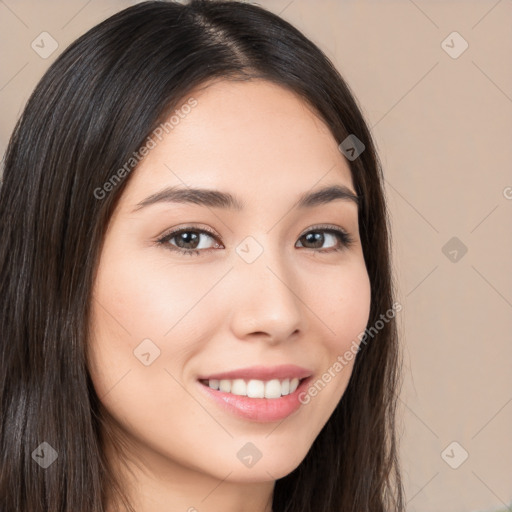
[199,377,302,398]
[197,376,313,422]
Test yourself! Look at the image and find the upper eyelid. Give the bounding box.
[159,224,349,239]
[158,225,220,242]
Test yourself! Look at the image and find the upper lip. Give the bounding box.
[197,364,313,382]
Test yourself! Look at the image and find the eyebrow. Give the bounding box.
[131,184,360,213]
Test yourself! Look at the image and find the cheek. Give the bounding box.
[335,271,371,348]
[289,260,371,444]
[86,246,211,398]
[304,258,372,352]
[90,243,219,343]
[86,249,221,453]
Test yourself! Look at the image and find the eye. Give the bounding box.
[296,225,355,253]
[156,224,355,256]
[156,226,222,256]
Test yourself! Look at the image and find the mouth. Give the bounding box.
[198,376,310,399]
[196,376,313,422]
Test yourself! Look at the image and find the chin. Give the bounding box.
[233,452,307,483]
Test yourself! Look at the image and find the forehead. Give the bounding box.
[117,79,355,212]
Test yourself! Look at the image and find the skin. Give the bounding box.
[88,78,371,512]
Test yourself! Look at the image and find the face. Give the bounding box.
[88,79,371,486]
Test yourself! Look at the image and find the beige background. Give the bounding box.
[1,1,511,511]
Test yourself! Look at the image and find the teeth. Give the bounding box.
[246,379,264,398]
[205,377,301,398]
[231,379,247,396]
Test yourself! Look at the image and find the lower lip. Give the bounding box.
[197,377,312,423]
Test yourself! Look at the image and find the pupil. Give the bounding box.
[179,232,198,249]
[305,232,323,248]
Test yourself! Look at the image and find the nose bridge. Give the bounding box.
[229,235,304,340]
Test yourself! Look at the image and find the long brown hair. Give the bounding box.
[0,1,404,510]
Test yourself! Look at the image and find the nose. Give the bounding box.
[228,244,305,344]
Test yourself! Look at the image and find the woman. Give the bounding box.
[0,1,404,511]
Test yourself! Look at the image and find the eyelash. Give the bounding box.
[156,224,356,257]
